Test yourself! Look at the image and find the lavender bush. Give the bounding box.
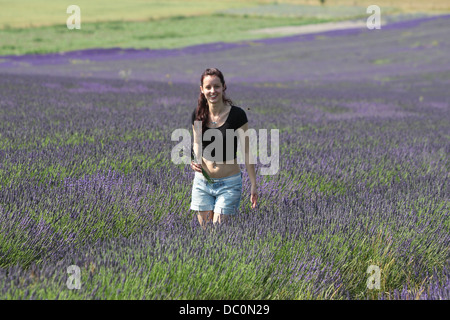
[0,15,448,299]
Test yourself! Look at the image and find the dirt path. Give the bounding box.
[248,20,369,36]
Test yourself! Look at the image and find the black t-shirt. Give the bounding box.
[191,105,248,161]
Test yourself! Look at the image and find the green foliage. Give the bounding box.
[0,13,336,56]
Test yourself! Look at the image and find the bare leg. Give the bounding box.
[197,210,213,229]
[213,212,232,226]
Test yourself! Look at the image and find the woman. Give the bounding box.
[190,68,257,228]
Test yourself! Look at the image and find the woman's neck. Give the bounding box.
[208,101,228,116]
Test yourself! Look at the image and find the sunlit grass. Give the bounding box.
[0,14,334,56]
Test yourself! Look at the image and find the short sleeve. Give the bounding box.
[233,106,248,129]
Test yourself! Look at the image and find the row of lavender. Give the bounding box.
[1,15,449,84]
[0,69,448,298]
[0,15,449,299]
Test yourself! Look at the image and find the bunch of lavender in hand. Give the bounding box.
[191,149,214,184]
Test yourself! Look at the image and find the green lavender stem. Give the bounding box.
[192,150,214,184]
[201,167,214,184]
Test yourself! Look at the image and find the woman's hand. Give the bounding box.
[190,161,203,173]
[250,184,258,209]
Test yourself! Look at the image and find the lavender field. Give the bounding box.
[0,15,449,300]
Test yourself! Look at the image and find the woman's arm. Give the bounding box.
[191,124,202,172]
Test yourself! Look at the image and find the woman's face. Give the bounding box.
[201,75,224,105]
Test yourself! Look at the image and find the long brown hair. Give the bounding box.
[196,68,233,133]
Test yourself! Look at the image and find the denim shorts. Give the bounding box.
[190,171,242,215]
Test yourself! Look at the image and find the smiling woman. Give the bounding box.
[190,68,257,228]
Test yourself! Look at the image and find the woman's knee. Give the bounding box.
[198,210,213,218]
[197,211,213,226]
[213,212,231,225]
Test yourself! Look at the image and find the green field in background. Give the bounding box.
[1,1,448,56]
[0,0,249,29]
[0,14,339,56]
[2,0,449,30]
